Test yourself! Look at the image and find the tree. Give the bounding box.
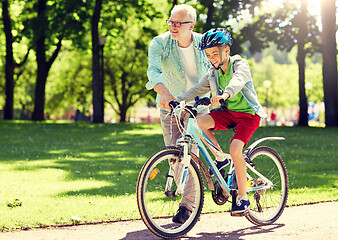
[241,0,321,126]
[1,0,30,119]
[2,0,14,120]
[320,0,338,126]
[102,1,160,122]
[105,34,152,122]
[190,0,265,54]
[45,46,92,119]
[295,0,309,126]
[21,0,89,121]
[91,0,104,123]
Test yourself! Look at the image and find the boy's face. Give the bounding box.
[205,46,229,69]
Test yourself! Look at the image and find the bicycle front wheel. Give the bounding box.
[137,148,204,239]
[246,146,289,225]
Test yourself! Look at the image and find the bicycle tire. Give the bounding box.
[137,148,204,239]
[245,146,289,225]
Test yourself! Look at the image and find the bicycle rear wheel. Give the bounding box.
[137,148,204,239]
[246,146,288,225]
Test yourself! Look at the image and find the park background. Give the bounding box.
[0,0,337,232]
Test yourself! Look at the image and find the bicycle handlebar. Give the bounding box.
[169,97,210,113]
[169,100,180,109]
[193,96,211,108]
[169,96,227,111]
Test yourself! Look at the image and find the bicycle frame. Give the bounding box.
[185,117,231,193]
[170,101,285,196]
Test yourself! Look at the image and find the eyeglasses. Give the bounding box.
[166,20,193,28]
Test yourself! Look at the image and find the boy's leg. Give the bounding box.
[230,139,246,196]
[196,114,221,149]
[229,113,260,215]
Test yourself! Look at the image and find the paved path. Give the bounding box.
[1,202,337,240]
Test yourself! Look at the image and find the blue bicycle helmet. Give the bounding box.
[198,28,232,51]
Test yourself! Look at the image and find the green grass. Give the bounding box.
[0,121,337,231]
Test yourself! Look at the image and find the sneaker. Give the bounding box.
[209,158,230,177]
[231,196,250,216]
[172,206,192,224]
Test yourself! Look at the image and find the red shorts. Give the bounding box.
[209,107,260,145]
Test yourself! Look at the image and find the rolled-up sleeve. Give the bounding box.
[225,58,251,97]
[146,38,164,90]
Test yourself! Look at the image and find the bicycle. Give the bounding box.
[136,97,288,239]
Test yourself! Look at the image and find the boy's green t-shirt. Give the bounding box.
[218,60,255,115]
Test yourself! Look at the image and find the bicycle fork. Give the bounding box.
[164,139,191,197]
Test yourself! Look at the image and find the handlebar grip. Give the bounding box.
[169,100,179,109]
[194,97,211,107]
[219,98,227,107]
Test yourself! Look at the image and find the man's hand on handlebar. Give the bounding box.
[169,100,180,110]
[160,93,176,111]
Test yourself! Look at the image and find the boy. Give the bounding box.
[177,28,267,215]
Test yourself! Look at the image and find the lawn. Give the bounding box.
[0,121,337,231]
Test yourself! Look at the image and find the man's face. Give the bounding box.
[168,9,194,41]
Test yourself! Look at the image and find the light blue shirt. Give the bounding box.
[146,31,210,110]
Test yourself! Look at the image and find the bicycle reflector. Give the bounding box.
[149,168,159,180]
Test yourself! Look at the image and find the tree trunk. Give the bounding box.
[119,71,128,122]
[2,0,14,120]
[120,105,127,122]
[32,0,62,121]
[320,0,338,127]
[204,0,215,32]
[297,0,308,126]
[169,0,178,13]
[92,0,104,123]
[32,0,48,121]
[32,62,48,121]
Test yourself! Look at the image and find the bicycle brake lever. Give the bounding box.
[169,100,179,114]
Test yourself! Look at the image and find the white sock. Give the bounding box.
[215,156,227,162]
[237,194,248,201]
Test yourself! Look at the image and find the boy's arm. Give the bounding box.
[224,57,252,97]
[177,74,211,102]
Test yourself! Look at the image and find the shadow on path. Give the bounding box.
[121,223,285,240]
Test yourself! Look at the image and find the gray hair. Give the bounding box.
[171,4,197,23]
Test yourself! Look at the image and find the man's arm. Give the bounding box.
[154,83,175,111]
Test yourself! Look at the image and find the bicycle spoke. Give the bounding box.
[246,146,288,225]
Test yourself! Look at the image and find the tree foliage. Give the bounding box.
[19,0,90,120]
[0,0,336,127]
[240,0,321,126]
[103,1,161,122]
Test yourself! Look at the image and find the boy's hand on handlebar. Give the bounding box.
[211,93,230,105]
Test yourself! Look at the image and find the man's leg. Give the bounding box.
[177,109,209,211]
[159,110,197,216]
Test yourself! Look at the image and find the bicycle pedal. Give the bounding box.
[230,210,249,217]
